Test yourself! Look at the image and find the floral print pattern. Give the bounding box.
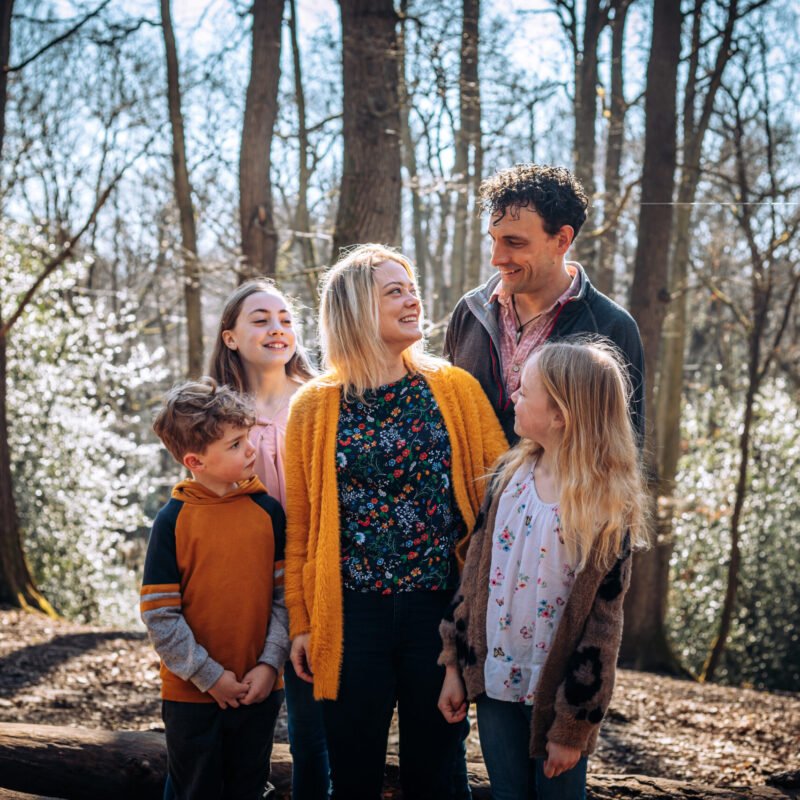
[484,459,578,704]
[337,373,464,593]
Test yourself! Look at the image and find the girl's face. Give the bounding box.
[511,353,564,446]
[222,291,297,371]
[374,260,422,355]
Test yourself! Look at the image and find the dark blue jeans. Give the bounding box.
[476,694,587,800]
[322,590,465,800]
[162,690,284,800]
[284,657,331,799]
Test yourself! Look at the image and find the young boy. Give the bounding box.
[141,377,288,799]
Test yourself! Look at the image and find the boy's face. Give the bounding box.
[184,423,256,496]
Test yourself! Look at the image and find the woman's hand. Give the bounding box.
[437,665,467,723]
[543,741,582,778]
[290,633,314,683]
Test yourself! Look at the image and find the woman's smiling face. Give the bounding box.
[374,260,422,356]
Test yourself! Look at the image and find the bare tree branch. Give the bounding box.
[6,0,113,73]
[0,133,157,338]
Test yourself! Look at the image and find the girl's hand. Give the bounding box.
[290,633,314,683]
[437,665,467,723]
[543,741,582,778]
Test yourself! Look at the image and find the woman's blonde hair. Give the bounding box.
[208,279,316,393]
[318,243,444,400]
[492,338,649,571]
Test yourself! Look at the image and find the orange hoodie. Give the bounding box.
[140,476,287,702]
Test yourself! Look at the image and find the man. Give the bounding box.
[445,163,645,445]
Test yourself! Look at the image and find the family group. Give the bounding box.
[140,163,648,800]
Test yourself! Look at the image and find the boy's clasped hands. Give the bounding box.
[207,664,278,709]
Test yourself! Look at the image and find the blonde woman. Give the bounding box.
[284,244,507,800]
[438,340,649,800]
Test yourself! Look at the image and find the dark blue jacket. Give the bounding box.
[444,266,645,446]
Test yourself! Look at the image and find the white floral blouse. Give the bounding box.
[484,459,578,704]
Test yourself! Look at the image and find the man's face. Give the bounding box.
[487,206,573,297]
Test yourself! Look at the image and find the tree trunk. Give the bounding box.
[571,0,605,273]
[451,0,481,296]
[0,0,12,162]
[239,0,285,279]
[332,0,401,257]
[621,0,682,670]
[0,324,55,614]
[0,0,54,616]
[595,0,631,297]
[160,0,203,378]
[398,0,428,298]
[287,0,318,280]
[701,348,755,681]
[657,0,740,490]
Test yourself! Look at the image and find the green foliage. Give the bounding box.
[2,225,166,626]
[669,380,800,691]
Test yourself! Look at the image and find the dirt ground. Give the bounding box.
[1,608,798,790]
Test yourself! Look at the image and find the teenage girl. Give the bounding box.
[438,339,649,800]
[208,280,329,800]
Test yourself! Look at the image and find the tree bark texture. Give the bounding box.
[595,0,631,297]
[571,0,607,273]
[239,0,285,279]
[0,327,54,614]
[0,1,54,616]
[451,0,481,296]
[656,0,740,491]
[398,0,428,298]
[621,0,682,670]
[332,0,402,257]
[287,0,318,282]
[160,0,204,378]
[0,0,12,161]
[655,0,743,680]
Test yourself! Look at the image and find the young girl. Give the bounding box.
[208,280,329,800]
[438,339,648,800]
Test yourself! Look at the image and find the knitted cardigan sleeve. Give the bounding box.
[284,384,317,639]
[438,487,493,669]
[545,538,632,751]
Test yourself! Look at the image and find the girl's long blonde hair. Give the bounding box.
[319,244,444,401]
[208,279,316,393]
[492,339,649,571]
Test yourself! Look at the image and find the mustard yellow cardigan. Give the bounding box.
[284,364,508,700]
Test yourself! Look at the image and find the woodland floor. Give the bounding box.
[1,608,798,791]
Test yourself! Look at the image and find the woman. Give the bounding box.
[284,244,507,800]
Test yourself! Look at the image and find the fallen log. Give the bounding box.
[0,723,794,799]
[0,791,65,800]
[0,724,168,800]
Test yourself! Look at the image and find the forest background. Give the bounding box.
[0,0,797,697]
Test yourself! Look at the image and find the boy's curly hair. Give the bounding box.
[153,377,256,464]
[479,164,588,238]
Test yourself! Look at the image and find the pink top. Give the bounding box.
[251,404,289,508]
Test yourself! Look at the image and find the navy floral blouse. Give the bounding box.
[336,373,465,593]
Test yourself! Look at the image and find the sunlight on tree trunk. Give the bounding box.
[239,0,285,279]
[160,0,203,378]
[622,0,682,672]
[332,0,401,257]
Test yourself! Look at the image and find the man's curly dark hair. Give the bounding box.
[479,164,589,239]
